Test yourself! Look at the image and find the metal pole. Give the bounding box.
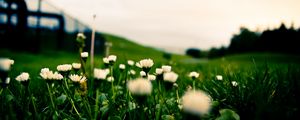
[90,14,96,72]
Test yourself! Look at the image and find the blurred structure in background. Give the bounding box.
[0,0,105,54]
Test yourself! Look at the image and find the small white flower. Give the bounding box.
[140,71,146,77]
[129,70,136,75]
[105,42,113,47]
[52,72,63,80]
[138,59,154,68]
[69,74,86,83]
[148,74,156,81]
[127,78,152,95]
[0,58,14,71]
[216,75,223,81]
[41,68,50,73]
[107,76,114,82]
[5,77,10,84]
[81,52,89,58]
[57,64,72,72]
[182,90,212,116]
[119,64,126,70]
[127,60,135,66]
[103,57,109,64]
[108,55,117,62]
[155,68,163,75]
[77,33,86,40]
[15,72,30,82]
[9,60,14,64]
[40,68,63,80]
[163,72,178,83]
[94,68,110,80]
[40,68,53,80]
[189,71,200,78]
[135,62,141,68]
[173,83,178,88]
[72,63,81,69]
[231,81,238,87]
[162,65,172,73]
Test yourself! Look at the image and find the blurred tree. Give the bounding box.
[186,48,202,58]
[208,46,226,58]
[255,23,300,54]
[209,23,300,58]
[228,27,259,53]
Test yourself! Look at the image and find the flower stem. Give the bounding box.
[70,98,81,117]
[61,80,81,118]
[94,89,100,120]
[110,66,116,101]
[31,94,38,118]
[64,77,70,90]
[46,83,59,117]
[193,80,195,92]
[157,82,171,114]
[0,88,3,95]
[83,96,92,119]
[176,89,180,104]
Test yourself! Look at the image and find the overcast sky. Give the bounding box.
[46,0,300,53]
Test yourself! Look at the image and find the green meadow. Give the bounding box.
[1,38,300,120]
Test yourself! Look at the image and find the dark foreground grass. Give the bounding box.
[1,50,300,120]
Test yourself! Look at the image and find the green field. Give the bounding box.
[1,46,300,120]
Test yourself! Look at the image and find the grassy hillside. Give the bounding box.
[2,32,300,120]
[0,33,188,77]
[103,34,189,61]
[1,48,300,119]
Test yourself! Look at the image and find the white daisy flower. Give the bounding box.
[15,72,30,82]
[72,63,81,69]
[129,70,136,75]
[94,68,109,80]
[108,55,117,62]
[41,68,50,73]
[57,64,72,72]
[173,83,178,88]
[162,65,172,73]
[216,75,223,81]
[103,57,109,64]
[119,64,126,70]
[189,71,200,79]
[107,76,114,82]
[138,59,154,68]
[52,72,63,80]
[147,74,156,81]
[140,71,146,77]
[77,33,86,40]
[127,60,135,66]
[40,68,53,80]
[163,72,178,83]
[231,81,238,87]
[135,62,142,68]
[5,77,10,84]
[155,68,163,75]
[40,68,63,80]
[182,90,212,116]
[69,74,86,83]
[81,52,89,58]
[0,58,14,71]
[127,78,152,95]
